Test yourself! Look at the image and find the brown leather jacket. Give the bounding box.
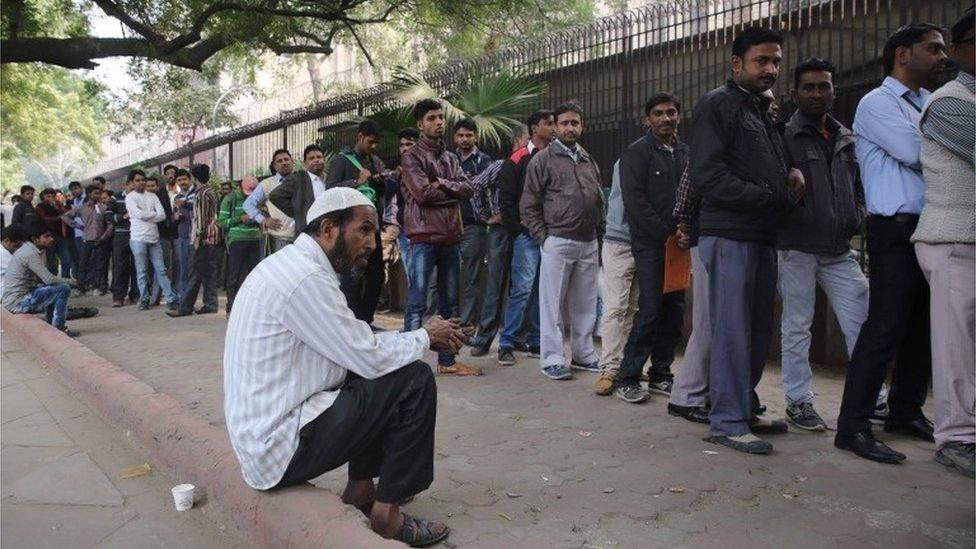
[400,136,474,245]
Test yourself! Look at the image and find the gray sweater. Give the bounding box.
[605,160,630,244]
[912,75,976,244]
[2,242,71,311]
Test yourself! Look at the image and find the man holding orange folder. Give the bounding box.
[612,93,690,404]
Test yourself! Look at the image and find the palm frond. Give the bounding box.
[453,72,546,148]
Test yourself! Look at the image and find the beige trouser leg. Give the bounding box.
[598,241,639,375]
[915,242,976,450]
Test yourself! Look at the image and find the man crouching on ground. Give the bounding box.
[224,187,464,547]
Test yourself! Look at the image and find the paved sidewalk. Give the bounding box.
[1,336,251,549]
[46,295,976,547]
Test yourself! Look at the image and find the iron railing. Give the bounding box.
[93,0,968,184]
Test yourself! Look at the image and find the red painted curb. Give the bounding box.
[2,310,403,549]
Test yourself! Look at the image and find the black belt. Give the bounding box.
[869,213,919,223]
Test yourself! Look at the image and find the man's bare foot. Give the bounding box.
[340,479,375,508]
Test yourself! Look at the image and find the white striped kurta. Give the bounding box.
[223,233,429,489]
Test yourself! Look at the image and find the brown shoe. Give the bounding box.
[595,375,614,396]
[437,362,483,376]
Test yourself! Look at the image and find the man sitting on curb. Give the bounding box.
[1,223,28,286]
[224,187,465,547]
[2,226,79,336]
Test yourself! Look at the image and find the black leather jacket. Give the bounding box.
[690,80,795,243]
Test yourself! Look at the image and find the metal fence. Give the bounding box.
[95,0,968,185]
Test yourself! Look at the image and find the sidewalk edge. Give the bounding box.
[1,310,402,549]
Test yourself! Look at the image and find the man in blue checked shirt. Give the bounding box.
[452,118,493,329]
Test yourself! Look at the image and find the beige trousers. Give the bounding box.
[598,241,639,374]
[915,242,976,449]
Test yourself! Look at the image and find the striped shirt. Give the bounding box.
[922,71,975,166]
[191,185,220,248]
[223,233,430,489]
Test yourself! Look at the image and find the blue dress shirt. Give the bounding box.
[853,76,931,216]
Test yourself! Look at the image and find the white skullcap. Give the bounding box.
[306,186,375,224]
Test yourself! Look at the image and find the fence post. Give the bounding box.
[620,16,634,157]
[282,125,288,150]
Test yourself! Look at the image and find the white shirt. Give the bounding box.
[309,171,327,198]
[0,246,11,292]
[223,233,430,489]
[125,191,166,243]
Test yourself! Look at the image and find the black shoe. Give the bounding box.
[648,379,673,396]
[884,417,935,443]
[834,431,906,464]
[166,310,192,318]
[137,302,149,311]
[497,347,516,366]
[754,404,767,416]
[515,342,541,357]
[470,345,490,357]
[194,307,218,315]
[58,326,79,338]
[668,403,709,424]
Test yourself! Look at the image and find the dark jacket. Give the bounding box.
[619,132,689,244]
[268,170,319,235]
[400,135,474,245]
[498,145,539,236]
[520,140,605,244]
[777,111,864,255]
[690,80,795,243]
[326,146,387,223]
[11,202,40,232]
[455,148,493,225]
[155,188,178,240]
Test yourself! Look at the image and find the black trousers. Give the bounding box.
[838,215,931,436]
[225,240,261,313]
[274,361,437,504]
[339,234,384,324]
[178,244,219,314]
[111,232,139,302]
[616,240,669,384]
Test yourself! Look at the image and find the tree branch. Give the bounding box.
[342,21,373,67]
[90,0,165,43]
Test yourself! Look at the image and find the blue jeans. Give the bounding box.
[500,234,540,349]
[14,283,71,329]
[176,237,192,298]
[130,239,178,306]
[46,238,72,278]
[403,242,460,366]
[398,233,412,278]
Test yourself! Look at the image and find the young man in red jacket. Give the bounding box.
[400,99,480,376]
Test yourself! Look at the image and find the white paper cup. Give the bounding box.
[172,484,195,511]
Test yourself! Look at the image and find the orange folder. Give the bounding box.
[663,235,691,294]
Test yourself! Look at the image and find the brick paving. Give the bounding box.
[60,293,975,548]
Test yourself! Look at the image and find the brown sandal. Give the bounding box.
[394,512,450,547]
[437,362,483,376]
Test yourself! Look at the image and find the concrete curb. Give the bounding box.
[2,310,402,548]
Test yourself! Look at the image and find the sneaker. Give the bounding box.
[58,326,79,338]
[570,360,601,373]
[614,383,650,403]
[750,417,789,435]
[786,402,827,432]
[497,348,516,366]
[935,442,975,479]
[708,433,772,454]
[595,375,615,396]
[515,342,541,357]
[541,364,573,380]
[870,401,890,423]
[648,379,673,396]
[470,345,490,357]
[137,302,149,311]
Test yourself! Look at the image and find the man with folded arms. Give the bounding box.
[224,187,464,546]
